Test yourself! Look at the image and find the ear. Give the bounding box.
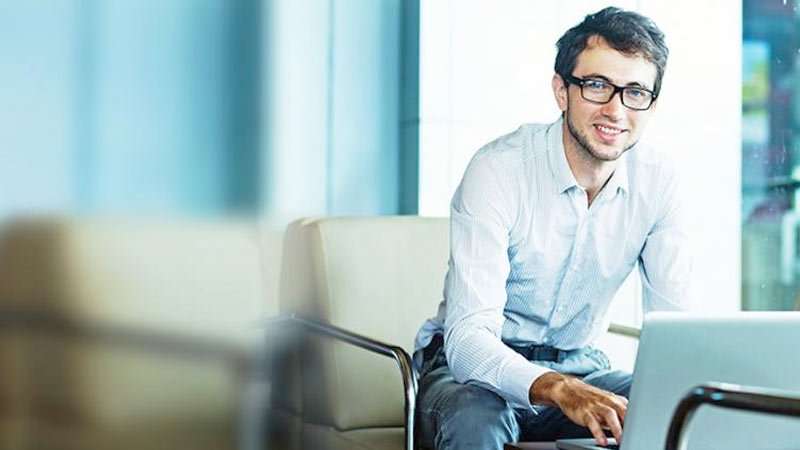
[552,73,568,112]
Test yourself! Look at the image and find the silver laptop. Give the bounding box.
[557,312,800,450]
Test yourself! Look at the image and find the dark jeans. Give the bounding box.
[416,336,632,450]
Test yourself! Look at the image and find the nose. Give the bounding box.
[600,91,625,120]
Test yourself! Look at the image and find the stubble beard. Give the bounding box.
[565,110,637,163]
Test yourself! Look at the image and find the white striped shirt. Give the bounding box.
[414,118,693,409]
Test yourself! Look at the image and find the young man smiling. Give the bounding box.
[413,7,693,450]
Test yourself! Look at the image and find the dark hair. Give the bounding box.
[554,7,669,96]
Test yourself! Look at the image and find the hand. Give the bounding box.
[529,372,628,446]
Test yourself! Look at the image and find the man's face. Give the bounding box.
[553,36,659,162]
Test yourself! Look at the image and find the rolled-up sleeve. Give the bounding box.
[443,154,551,409]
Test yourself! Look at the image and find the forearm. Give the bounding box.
[444,322,549,408]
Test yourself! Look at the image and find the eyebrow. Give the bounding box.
[581,73,652,90]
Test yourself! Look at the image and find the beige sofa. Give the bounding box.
[0,217,281,450]
[275,216,450,450]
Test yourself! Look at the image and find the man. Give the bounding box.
[413,7,693,450]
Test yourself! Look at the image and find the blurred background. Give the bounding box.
[0,0,416,222]
[0,0,798,448]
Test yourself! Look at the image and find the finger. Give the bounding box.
[585,414,607,447]
[600,406,623,444]
[610,397,628,423]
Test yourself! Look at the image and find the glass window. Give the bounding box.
[742,0,800,311]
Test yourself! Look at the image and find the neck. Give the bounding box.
[562,124,617,205]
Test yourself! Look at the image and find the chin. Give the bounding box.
[586,144,625,162]
[590,152,622,162]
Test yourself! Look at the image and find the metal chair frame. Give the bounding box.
[665,382,800,450]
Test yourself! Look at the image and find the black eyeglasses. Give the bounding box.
[562,73,657,111]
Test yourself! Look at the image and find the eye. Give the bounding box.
[584,80,608,91]
[624,88,648,99]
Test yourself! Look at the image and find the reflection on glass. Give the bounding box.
[742,0,800,311]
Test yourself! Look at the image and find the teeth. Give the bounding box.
[596,125,621,135]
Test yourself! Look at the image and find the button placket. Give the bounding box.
[552,187,590,326]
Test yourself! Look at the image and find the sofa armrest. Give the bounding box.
[268,314,417,450]
[665,383,800,450]
[607,322,640,339]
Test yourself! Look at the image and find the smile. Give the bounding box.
[594,124,624,135]
[593,124,627,141]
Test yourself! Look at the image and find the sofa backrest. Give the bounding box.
[278,216,449,430]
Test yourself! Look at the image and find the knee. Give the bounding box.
[606,370,632,397]
[435,386,518,449]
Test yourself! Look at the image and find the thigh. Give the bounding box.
[417,347,520,450]
[582,369,632,398]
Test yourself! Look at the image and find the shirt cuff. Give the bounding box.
[499,357,554,410]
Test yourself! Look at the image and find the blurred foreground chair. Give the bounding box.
[0,217,281,450]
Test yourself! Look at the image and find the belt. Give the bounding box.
[507,342,567,363]
[423,333,444,363]
[425,333,566,363]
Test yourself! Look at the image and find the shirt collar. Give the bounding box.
[605,151,630,196]
[546,118,580,194]
[546,117,630,196]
